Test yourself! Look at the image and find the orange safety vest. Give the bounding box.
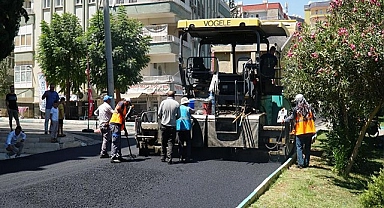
[294,111,316,135]
[109,102,127,130]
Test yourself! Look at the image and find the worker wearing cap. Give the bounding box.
[158,91,180,164]
[94,95,115,158]
[285,94,316,168]
[109,98,131,163]
[176,97,195,162]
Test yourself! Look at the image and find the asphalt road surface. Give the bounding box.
[0,125,281,208]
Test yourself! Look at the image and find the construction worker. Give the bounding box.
[158,91,180,164]
[109,98,131,163]
[285,94,316,168]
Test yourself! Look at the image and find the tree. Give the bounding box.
[282,0,384,175]
[37,13,87,115]
[0,0,29,61]
[0,58,14,95]
[87,7,150,101]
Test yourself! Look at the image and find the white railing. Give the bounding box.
[142,75,182,84]
[150,35,190,48]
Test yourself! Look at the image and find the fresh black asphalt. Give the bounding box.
[0,132,281,208]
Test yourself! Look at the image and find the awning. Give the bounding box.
[120,92,143,99]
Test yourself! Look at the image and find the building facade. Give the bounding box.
[12,0,230,118]
[304,0,330,26]
[239,2,288,20]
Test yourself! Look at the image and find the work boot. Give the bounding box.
[167,158,173,165]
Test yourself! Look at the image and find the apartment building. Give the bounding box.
[12,0,230,118]
[238,2,288,20]
[304,0,330,26]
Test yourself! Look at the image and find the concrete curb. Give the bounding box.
[236,154,297,208]
[0,117,134,126]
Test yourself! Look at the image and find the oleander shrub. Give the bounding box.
[360,168,384,207]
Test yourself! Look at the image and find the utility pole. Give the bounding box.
[103,0,115,107]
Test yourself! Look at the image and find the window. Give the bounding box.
[14,65,33,85]
[76,0,83,4]
[14,25,32,50]
[56,0,64,7]
[88,0,96,3]
[44,0,51,8]
[15,34,32,46]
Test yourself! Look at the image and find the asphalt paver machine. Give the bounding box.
[135,18,297,160]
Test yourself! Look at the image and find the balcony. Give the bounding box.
[114,0,191,19]
[115,0,191,12]
[142,75,181,84]
[148,35,190,60]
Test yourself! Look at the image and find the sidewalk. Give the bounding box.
[0,118,135,160]
[0,129,100,160]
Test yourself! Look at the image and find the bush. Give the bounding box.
[360,168,384,207]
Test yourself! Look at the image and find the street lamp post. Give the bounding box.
[103,0,115,107]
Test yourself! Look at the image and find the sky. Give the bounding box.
[240,0,311,18]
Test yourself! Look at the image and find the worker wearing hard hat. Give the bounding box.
[285,94,316,169]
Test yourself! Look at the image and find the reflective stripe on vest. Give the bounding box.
[294,111,316,135]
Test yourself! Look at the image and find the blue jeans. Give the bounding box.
[296,134,313,167]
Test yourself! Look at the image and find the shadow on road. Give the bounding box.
[0,144,102,175]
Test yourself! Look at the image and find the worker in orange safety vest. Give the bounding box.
[109,98,131,163]
[285,94,316,168]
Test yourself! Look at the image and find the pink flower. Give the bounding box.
[298,36,303,42]
[375,57,379,62]
[311,52,319,59]
[310,33,316,39]
[338,28,349,37]
[353,7,358,12]
[287,50,293,58]
[368,52,372,56]
[350,44,356,50]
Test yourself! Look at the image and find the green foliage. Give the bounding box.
[282,0,384,174]
[86,7,150,94]
[0,58,14,96]
[37,13,87,97]
[360,168,384,207]
[0,0,29,61]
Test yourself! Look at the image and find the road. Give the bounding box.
[0,121,282,208]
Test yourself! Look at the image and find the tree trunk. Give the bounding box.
[115,89,121,103]
[65,79,71,119]
[345,102,383,175]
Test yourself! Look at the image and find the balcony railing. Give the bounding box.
[110,0,192,12]
[149,35,189,47]
[142,75,182,84]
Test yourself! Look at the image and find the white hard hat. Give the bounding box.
[180,97,189,105]
[294,94,304,102]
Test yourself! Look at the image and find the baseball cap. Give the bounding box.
[103,95,112,101]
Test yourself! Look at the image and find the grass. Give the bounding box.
[249,132,384,208]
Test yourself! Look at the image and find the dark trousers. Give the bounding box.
[161,125,176,160]
[296,134,312,167]
[178,130,191,159]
